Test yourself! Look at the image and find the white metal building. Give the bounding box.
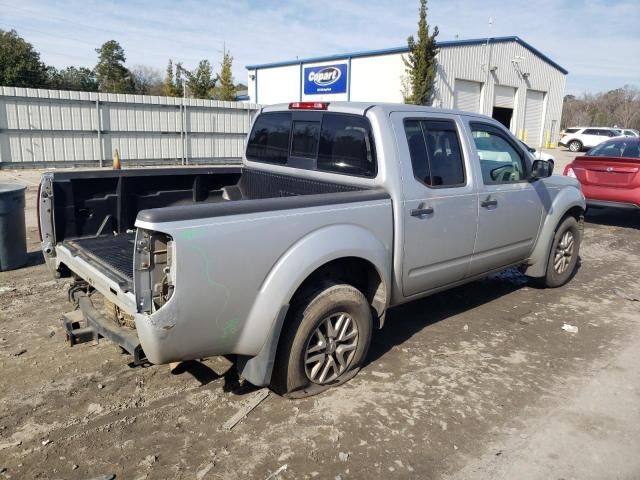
[246,36,568,147]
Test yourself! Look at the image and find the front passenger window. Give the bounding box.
[471,125,526,184]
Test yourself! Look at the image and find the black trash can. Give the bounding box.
[0,184,27,271]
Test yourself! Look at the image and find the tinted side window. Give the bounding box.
[317,114,376,177]
[246,112,292,164]
[565,128,580,134]
[471,124,526,184]
[405,120,431,185]
[404,119,465,187]
[583,129,600,135]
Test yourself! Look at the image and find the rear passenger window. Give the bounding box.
[246,112,291,164]
[404,119,465,187]
[317,114,376,177]
[583,129,600,135]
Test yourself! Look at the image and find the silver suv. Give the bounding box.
[559,127,621,152]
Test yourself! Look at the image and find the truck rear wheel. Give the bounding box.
[271,281,372,398]
[535,216,581,288]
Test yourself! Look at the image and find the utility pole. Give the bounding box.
[483,17,494,115]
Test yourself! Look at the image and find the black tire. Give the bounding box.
[535,216,581,288]
[271,281,373,398]
[568,140,582,152]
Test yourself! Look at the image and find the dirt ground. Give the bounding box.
[1,149,640,479]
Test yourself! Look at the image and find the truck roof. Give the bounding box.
[260,101,491,119]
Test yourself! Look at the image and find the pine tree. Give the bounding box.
[0,29,48,88]
[185,60,216,99]
[163,59,177,96]
[94,40,134,93]
[174,62,184,97]
[403,0,439,105]
[215,50,237,101]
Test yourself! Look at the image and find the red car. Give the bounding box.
[564,137,640,210]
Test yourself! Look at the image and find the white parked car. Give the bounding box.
[616,128,639,138]
[559,127,621,152]
[519,140,555,166]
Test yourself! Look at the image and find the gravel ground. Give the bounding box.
[1,154,639,480]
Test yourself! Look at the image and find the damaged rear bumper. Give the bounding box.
[63,293,147,365]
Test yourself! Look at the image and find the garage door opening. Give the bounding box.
[492,107,513,129]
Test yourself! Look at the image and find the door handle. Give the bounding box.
[410,206,434,217]
[481,197,498,208]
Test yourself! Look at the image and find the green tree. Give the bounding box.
[403,0,439,105]
[185,60,216,99]
[174,61,184,97]
[163,59,179,96]
[46,66,98,91]
[94,40,134,93]
[0,29,48,88]
[214,51,237,101]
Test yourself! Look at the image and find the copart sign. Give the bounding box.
[303,64,348,95]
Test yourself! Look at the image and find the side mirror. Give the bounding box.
[530,159,553,180]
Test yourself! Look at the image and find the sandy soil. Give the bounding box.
[1,154,639,479]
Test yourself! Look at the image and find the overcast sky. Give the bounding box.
[2,0,638,95]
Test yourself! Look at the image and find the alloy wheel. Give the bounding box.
[554,230,575,274]
[304,312,359,384]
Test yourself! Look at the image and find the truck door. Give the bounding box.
[466,121,543,276]
[392,113,478,297]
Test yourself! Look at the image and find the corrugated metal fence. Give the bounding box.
[0,86,260,169]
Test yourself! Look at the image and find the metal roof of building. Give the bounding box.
[245,36,568,75]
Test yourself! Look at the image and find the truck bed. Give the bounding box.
[62,233,136,290]
[44,167,371,299]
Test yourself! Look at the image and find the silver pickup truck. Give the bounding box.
[39,101,585,397]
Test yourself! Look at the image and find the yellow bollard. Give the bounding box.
[112,149,121,170]
[523,129,528,143]
[545,130,551,149]
[517,129,523,141]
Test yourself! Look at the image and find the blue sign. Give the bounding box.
[303,63,348,95]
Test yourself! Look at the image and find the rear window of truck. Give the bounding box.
[246,112,377,178]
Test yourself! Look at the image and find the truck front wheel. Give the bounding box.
[535,216,581,288]
[271,281,373,398]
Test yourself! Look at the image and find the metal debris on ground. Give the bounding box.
[613,288,640,302]
[264,464,288,480]
[561,323,579,334]
[221,388,270,432]
[196,462,215,480]
[12,349,27,357]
